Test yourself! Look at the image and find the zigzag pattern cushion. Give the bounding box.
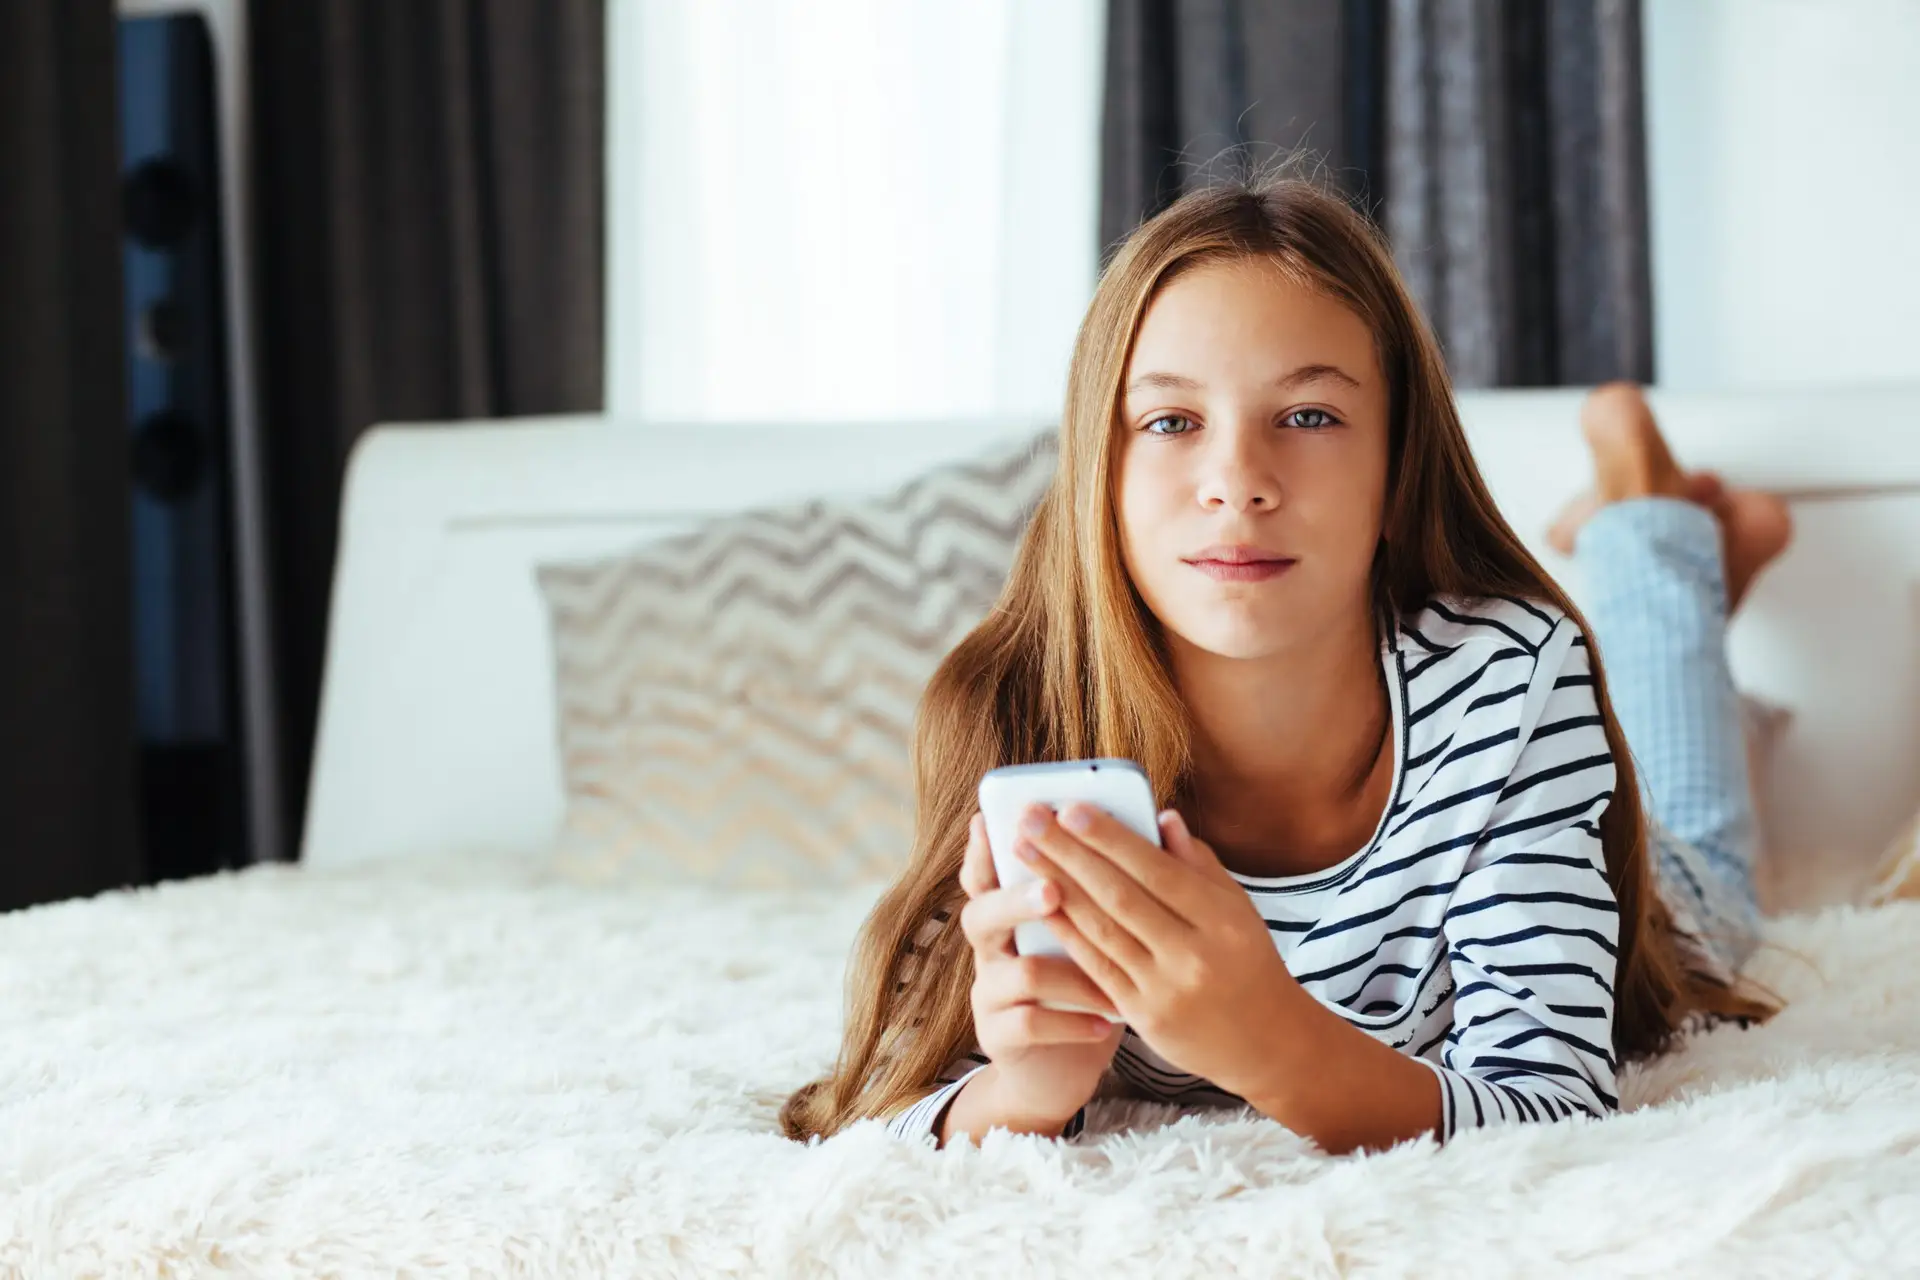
[536,431,1057,887]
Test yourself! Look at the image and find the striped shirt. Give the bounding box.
[889,593,1634,1144]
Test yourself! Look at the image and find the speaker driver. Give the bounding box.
[123,156,199,249]
[131,409,207,504]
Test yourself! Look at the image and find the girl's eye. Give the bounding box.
[1143,414,1195,436]
[1285,408,1339,430]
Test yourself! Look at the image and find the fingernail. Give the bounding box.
[1027,880,1053,911]
[1160,809,1189,839]
[1060,804,1093,833]
[1019,806,1050,837]
[1014,839,1039,864]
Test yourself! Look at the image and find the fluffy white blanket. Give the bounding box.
[3,853,1917,1279]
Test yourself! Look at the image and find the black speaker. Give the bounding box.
[118,1,282,872]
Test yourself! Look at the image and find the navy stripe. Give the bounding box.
[1335,962,1425,1007]
[1289,923,1442,984]
[1554,674,1595,689]
[1497,593,1557,630]
[1399,624,1456,655]
[1546,1003,1609,1019]
[1113,1045,1219,1092]
[1388,775,1507,840]
[1498,1085,1541,1122]
[1426,600,1540,655]
[1454,922,1619,959]
[1301,879,1453,943]
[1446,890,1619,922]
[1342,828,1480,895]
[1460,1006,1524,1033]
[1113,1050,1239,1102]
[1490,851,1600,874]
[1407,666,1495,728]
[1530,714,1604,743]
[1472,959,1616,999]
[1462,681,1528,718]
[1455,977,1535,1003]
[1498,753,1613,804]
[1481,1063,1618,1109]
[1495,1024,1616,1067]
[1405,647,1453,684]
[1413,726,1520,777]
[1480,793,1612,846]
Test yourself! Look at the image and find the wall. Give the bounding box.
[1645,0,1920,389]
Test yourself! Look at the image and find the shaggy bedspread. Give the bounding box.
[3,852,1918,1279]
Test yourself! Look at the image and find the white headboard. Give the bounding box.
[302,389,1920,900]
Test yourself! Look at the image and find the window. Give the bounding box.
[605,0,1104,423]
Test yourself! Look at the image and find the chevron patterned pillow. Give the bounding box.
[536,430,1058,888]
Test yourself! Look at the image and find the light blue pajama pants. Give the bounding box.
[1574,497,1765,977]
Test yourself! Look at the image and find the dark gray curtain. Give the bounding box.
[0,1,144,910]
[1385,0,1652,386]
[252,1,605,853]
[1102,0,1386,255]
[1100,0,1653,388]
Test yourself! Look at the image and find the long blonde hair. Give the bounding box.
[781,176,1778,1141]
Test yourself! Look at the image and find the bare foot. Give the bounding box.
[1707,486,1794,611]
[1546,471,1722,556]
[1545,383,1793,610]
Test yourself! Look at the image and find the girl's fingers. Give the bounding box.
[975,952,1118,1020]
[1015,837,1153,976]
[1044,907,1140,1008]
[958,812,996,899]
[979,1002,1116,1046]
[958,879,1060,957]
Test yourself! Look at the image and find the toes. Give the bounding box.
[1685,470,1725,506]
[1726,491,1794,558]
[1720,491,1794,610]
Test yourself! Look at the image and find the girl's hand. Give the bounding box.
[1012,803,1299,1099]
[957,812,1124,1124]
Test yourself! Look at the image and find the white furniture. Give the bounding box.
[305,387,1920,900]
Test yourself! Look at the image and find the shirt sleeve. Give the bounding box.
[883,1050,1093,1143]
[884,1053,987,1141]
[1423,624,1622,1140]
[878,911,1090,1144]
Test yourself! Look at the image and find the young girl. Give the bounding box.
[781,178,1781,1155]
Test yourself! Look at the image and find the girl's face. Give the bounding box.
[1115,258,1391,662]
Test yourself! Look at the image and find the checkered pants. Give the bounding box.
[1575,498,1764,978]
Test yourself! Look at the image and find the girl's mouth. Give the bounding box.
[1183,553,1297,583]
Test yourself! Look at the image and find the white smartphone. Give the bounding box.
[977,758,1162,973]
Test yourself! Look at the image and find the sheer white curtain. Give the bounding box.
[605,0,1105,423]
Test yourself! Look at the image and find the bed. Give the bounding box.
[6,387,1920,1277]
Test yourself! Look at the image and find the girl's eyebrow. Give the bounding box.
[1125,370,1203,393]
[1125,363,1363,396]
[1274,362,1363,391]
